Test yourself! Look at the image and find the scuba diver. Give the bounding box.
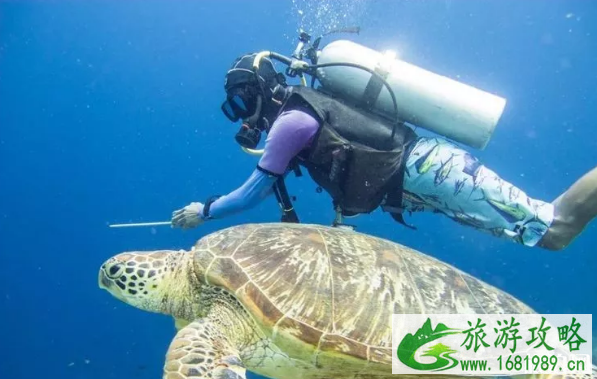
[171,35,597,251]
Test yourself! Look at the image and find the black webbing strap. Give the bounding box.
[382,141,417,230]
[382,173,416,230]
[360,60,391,109]
[272,177,299,223]
[257,165,300,223]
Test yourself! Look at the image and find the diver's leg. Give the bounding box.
[538,166,597,251]
[401,137,554,248]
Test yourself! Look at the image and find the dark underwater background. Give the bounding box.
[0,1,595,378]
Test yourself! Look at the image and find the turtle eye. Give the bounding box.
[106,263,124,279]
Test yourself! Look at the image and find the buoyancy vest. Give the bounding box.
[281,86,418,216]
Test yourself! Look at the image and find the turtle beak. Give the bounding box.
[98,267,127,303]
[98,267,112,290]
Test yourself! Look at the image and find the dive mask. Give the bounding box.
[221,86,257,122]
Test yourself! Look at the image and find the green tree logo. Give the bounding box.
[397,318,462,371]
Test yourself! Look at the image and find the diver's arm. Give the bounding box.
[172,109,319,228]
[203,168,277,219]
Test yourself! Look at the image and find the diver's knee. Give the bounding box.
[537,226,572,251]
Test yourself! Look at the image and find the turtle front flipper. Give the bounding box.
[164,320,246,379]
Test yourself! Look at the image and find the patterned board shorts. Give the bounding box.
[401,137,554,246]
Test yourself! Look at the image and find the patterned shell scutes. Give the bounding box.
[193,223,535,354]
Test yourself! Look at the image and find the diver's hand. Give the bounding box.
[171,202,205,229]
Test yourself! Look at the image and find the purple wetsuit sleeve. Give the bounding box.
[206,169,277,219]
[258,109,319,175]
[204,109,319,220]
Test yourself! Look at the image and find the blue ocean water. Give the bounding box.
[0,1,595,378]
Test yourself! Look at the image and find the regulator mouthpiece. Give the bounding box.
[235,124,262,149]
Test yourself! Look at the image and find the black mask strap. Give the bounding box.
[243,94,263,127]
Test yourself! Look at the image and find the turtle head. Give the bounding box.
[99,250,199,318]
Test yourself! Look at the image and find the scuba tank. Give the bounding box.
[313,39,506,150]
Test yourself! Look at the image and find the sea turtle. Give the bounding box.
[99,223,593,379]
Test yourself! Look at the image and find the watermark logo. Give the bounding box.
[392,314,592,376]
[397,318,461,371]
